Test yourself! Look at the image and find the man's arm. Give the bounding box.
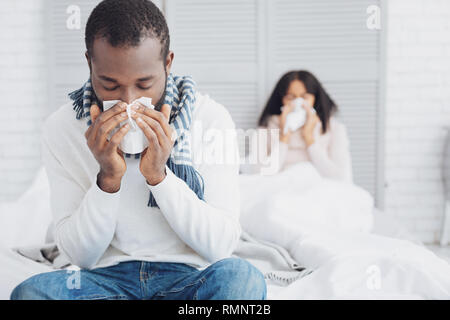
[41,131,121,269]
[147,118,242,263]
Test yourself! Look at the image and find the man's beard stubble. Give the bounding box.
[153,68,168,112]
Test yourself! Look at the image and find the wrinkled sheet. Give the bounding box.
[239,163,450,299]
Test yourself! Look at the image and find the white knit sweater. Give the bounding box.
[41,92,241,270]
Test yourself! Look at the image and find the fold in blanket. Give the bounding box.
[13,231,313,287]
[13,243,71,269]
[233,231,314,286]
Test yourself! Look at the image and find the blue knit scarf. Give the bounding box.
[68,73,205,208]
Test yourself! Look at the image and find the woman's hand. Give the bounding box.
[130,103,175,186]
[279,100,295,143]
[301,95,320,147]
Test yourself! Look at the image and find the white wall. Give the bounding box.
[0,0,48,202]
[385,0,450,243]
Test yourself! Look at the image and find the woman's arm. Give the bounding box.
[307,121,353,182]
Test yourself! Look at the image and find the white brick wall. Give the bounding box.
[385,0,450,244]
[0,0,48,202]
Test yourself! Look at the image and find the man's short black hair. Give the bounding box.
[85,0,170,60]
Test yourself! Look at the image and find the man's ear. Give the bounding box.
[165,50,174,74]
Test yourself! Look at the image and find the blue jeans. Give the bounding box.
[10,257,267,300]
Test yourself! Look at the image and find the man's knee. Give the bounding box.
[205,257,267,300]
[10,270,74,300]
[11,275,46,300]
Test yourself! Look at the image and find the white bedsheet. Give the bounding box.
[273,232,450,299]
[1,165,449,300]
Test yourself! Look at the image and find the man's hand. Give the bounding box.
[85,101,131,192]
[130,103,175,185]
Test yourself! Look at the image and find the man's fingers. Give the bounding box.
[90,104,101,123]
[96,101,127,127]
[85,125,93,139]
[85,104,101,140]
[105,123,131,154]
[135,116,159,151]
[96,111,129,149]
[134,102,173,139]
[133,114,170,148]
[90,101,126,147]
[161,104,171,121]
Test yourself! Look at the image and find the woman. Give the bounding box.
[257,70,352,182]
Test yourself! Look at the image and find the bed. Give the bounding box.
[1,164,449,300]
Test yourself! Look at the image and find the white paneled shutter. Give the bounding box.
[165,0,265,159]
[47,0,99,109]
[166,0,385,206]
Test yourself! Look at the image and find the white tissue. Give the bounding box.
[103,97,154,154]
[283,97,307,135]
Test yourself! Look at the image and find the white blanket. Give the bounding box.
[240,162,374,236]
[0,246,53,300]
[239,162,450,299]
[1,164,450,300]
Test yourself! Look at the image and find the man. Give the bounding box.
[11,0,266,300]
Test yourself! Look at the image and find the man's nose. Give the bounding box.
[120,88,139,105]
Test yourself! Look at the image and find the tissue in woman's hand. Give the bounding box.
[283,97,307,135]
[103,97,154,154]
